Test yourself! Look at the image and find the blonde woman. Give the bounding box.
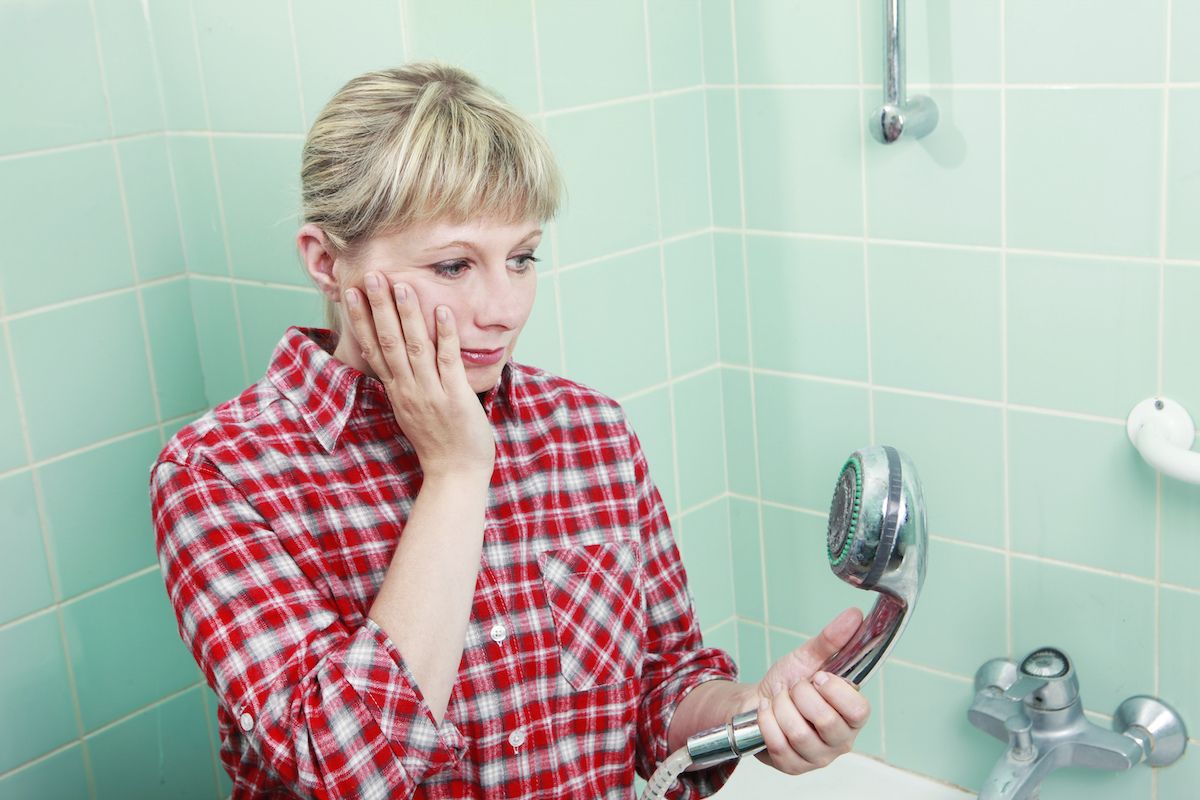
[151,63,869,799]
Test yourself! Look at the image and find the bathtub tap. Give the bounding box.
[967,647,1187,800]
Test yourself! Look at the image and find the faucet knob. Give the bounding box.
[1113,696,1189,767]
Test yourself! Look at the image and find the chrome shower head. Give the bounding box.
[684,445,927,772]
[819,445,927,686]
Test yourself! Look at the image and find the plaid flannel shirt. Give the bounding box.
[151,327,738,799]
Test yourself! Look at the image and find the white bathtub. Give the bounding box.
[716,752,973,798]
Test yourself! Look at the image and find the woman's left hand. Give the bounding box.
[752,607,871,775]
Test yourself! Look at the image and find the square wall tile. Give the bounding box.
[168,135,228,276]
[1009,411,1156,578]
[558,249,668,398]
[761,505,872,637]
[545,102,659,265]
[655,91,712,238]
[236,285,323,378]
[721,369,757,498]
[740,89,863,236]
[735,0,859,85]
[63,570,200,731]
[678,499,734,627]
[119,136,185,281]
[622,387,677,517]
[701,619,736,663]
[735,620,767,681]
[147,0,208,130]
[293,0,407,124]
[535,0,648,111]
[868,243,1002,400]
[89,687,217,800]
[713,233,748,365]
[405,0,539,116]
[729,497,763,620]
[1006,89,1161,258]
[1172,0,1200,80]
[0,145,133,313]
[706,90,742,229]
[0,612,78,773]
[873,391,1005,548]
[1007,253,1158,418]
[673,370,727,510]
[0,744,89,800]
[1166,90,1200,260]
[746,235,867,381]
[891,540,1006,677]
[193,0,304,133]
[862,0,1001,86]
[40,430,161,600]
[213,136,304,285]
[514,273,561,376]
[0,471,53,624]
[1162,478,1200,591]
[189,278,248,406]
[1011,558,1154,714]
[664,234,718,377]
[754,374,870,510]
[648,0,704,92]
[0,333,26,473]
[94,0,163,136]
[144,279,207,419]
[11,294,156,461]
[883,664,996,792]
[0,0,108,154]
[865,91,1002,247]
[701,0,735,85]
[1005,0,1166,84]
[1160,589,1200,767]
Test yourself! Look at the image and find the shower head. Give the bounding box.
[819,445,927,686]
[683,445,927,773]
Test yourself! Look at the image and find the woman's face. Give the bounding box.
[334,216,542,394]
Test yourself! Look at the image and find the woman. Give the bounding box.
[151,62,868,799]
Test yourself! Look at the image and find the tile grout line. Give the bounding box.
[0,565,163,637]
[284,0,307,129]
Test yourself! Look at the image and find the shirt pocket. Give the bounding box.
[538,540,646,691]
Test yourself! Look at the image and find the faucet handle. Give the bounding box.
[1113,696,1189,767]
[1002,674,1049,703]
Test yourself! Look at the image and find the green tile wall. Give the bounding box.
[4,0,1199,797]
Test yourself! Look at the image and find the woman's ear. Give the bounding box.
[297,223,343,302]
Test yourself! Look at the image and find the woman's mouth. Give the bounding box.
[460,347,505,366]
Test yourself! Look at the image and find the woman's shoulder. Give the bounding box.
[507,361,627,425]
[156,378,284,468]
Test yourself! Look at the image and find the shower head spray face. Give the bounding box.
[820,445,927,686]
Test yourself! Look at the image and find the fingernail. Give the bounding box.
[813,671,830,687]
[436,306,448,322]
[344,289,359,307]
[394,284,407,303]
[364,273,380,290]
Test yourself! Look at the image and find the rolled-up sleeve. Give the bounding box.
[151,459,463,800]
[623,424,740,798]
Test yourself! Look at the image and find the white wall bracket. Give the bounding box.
[1126,397,1200,485]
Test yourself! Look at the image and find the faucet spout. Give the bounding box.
[977,748,1059,800]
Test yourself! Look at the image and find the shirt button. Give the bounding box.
[507,729,527,749]
[489,623,507,643]
[239,712,254,733]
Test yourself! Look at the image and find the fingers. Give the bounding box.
[792,607,864,675]
[755,672,870,775]
[344,274,401,384]
[433,305,470,393]
[390,279,441,394]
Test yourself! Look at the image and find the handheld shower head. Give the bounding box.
[819,445,927,686]
[682,445,927,773]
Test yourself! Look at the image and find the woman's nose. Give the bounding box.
[472,268,528,329]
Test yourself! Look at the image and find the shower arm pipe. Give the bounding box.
[868,0,938,144]
[1126,397,1200,485]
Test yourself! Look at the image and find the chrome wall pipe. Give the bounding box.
[868,0,938,144]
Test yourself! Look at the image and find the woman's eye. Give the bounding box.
[432,260,469,278]
[509,253,540,272]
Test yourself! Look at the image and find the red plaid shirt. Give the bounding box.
[151,327,738,799]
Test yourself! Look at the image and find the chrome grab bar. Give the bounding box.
[868,0,938,144]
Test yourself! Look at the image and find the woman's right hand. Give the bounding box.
[344,271,496,481]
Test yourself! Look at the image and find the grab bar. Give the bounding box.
[868,0,938,144]
[1127,397,1200,485]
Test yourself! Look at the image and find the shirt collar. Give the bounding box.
[266,326,515,452]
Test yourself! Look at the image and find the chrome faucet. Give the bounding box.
[967,647,1187,800]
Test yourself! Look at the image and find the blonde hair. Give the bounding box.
[301,62,563,328]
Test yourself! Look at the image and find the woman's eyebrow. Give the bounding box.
[423,229,544,254]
